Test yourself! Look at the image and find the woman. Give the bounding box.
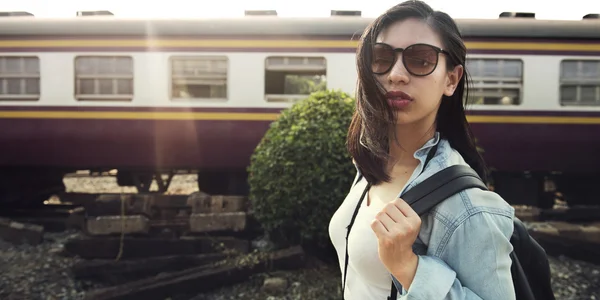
[328,1,516,299]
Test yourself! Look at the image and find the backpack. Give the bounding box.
[343,164,555,300]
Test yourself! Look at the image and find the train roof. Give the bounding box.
[0,16,599,39]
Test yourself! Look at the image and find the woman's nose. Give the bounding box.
[387,58,410,84]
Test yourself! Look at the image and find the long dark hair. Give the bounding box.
[347,0,488,185]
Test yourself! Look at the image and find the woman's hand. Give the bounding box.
[371,197,421,289]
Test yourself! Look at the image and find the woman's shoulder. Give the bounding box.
[425,139,515,229]
[430,184,515,225]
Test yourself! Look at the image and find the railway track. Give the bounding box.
[513,204,600,265]
[0,187,599,299]
[0,190,309,300]
[0,191,262,242]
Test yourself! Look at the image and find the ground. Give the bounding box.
[1,229,599,300]
[1,174,599,299]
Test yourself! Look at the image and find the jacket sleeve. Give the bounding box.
[393,211,516,300]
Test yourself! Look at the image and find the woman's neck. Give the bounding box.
[388,122,436,169]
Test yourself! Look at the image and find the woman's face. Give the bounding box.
[373,18,463,126]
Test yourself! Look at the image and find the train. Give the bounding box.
[0,9,598,208]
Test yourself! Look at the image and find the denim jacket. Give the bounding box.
[370,132,515,299]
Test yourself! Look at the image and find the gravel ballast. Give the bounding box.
[0,174,598,300]
[1,232,599,300]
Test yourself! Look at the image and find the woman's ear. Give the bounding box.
[444,64,464,97]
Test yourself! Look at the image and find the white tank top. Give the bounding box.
[328,179,397,300]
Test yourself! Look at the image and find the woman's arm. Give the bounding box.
[393,211,516,299]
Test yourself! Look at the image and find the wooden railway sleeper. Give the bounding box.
[131,172,174,193]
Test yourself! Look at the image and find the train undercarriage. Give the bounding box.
[0,167,250,208]
[0,166,597,210]
[491,170,600,209]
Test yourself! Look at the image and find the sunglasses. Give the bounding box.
[371,43,449,76]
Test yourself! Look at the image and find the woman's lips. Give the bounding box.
[386,90,413,109]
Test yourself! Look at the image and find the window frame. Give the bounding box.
[558,59,600,107]
[465,57,524,106]
[169,55,229,101]
[0,55,41,101]
[73,55,134,102]
[264,56,327,103]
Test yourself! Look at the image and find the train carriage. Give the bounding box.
[0,10,598,208]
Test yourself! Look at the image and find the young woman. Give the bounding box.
[328,1,516,299]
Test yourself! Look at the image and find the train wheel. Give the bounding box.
[537,191,556,210]
[197,171,248,196]
[491,172,559,209]
[0,168,66,207]
[492,172,541,207]
[555,174,599,207]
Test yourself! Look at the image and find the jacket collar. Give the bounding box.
[413,131,441,164]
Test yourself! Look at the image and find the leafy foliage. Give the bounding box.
[284,75,327,95]
[247,89,357,248]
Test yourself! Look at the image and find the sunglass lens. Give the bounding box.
[403,44,439,75]
[372,44,395,74]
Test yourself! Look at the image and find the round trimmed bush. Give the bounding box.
[247,89,357,248]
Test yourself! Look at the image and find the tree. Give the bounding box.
[247,89,356,249]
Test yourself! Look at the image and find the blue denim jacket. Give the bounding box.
[366,132,515,299]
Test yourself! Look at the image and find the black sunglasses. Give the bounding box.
[371,43,449,76]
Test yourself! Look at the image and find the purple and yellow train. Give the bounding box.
[0,10,599,208]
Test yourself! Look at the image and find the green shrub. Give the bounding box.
[247,89,357,248]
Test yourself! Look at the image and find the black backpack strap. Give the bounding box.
[385,164,487,299]
[352,172,363,187]
[399,165,488,216]
[342,181,370,298]
[342,143,439,299]
[510,220,537,300]
[510,218,556,300]
[342,160,367,297]
[351,159,363,188]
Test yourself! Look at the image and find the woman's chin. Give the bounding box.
[393,112,416,125]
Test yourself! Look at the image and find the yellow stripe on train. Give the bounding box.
[0,40,598,52]
[0,111,281,121]
[0,111,600,124]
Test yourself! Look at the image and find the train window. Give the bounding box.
[170,56,228,100]
[559,60,600,106]
[0,56,40,101]
[74,56,133,101]
[465,58,523,105]
[264,56,327,102]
